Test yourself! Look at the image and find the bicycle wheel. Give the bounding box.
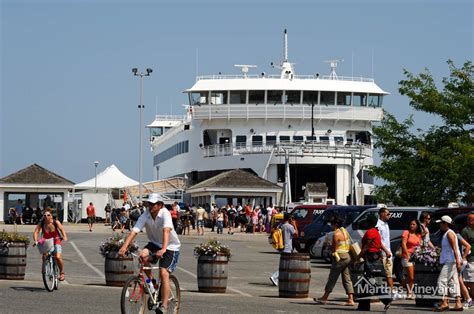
[121,276,147,314]
[53,260,60,290]
[42,256,55,292]
[156,275,181,314]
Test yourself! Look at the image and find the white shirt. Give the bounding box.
[440,229,460,264]
[376,219,391,256]
[132,208,181,251]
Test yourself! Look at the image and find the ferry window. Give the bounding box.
[210,91,228,105]
[368,94,383,107]
[337,92,351,106]
[320,91,335,106]
[293,136,304,143]
[285,91,301,104]
[252,135,263,146]
[353,93,367,107]
[279,135,290,144]
[334,136,344,145]
[236,135,246,148]
[306,136,316,142]
[266,136,277,146]
[230,90,246,104]
[190,92,208,105]
[319,136,330,144]
[303,91,318,104]
[248,90,265,104]
[151,127,163,137]
[267,90,283,104]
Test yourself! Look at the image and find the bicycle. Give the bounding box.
[36,238,60,292]
[121,253,181,314]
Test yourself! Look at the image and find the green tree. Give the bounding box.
[370,60,473,206]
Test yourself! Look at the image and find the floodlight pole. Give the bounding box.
[94,161,99,193]
[132,68,153,204]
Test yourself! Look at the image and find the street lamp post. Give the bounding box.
[132,67,153,204]
[94,160,99,193]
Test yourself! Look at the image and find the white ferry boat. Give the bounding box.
[147,30,388,206]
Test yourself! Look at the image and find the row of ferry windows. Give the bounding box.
[190,91,383,107]
[234,135,351,146]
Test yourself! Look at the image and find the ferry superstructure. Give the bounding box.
[147,30,388,206]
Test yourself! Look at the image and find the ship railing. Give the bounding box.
[196,74,374,82]
[191,104,383,122]
[201,142,373,158]
[153,114,187,122]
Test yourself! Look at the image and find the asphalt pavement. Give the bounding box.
[0,223,442,313]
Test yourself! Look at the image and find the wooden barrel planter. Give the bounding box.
[197,254,228,293]
[414,264,442,308]
[278,252,311,298]
[104,252,137,287]
[0,242,27,280]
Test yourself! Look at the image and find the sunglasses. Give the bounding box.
[43,214,51,217]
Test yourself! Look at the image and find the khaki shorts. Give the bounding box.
[463,261,474,282]
[383,256,394,278]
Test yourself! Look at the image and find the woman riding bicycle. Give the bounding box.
[33,207,68,281]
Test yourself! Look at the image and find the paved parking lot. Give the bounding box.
[0,223,438,313]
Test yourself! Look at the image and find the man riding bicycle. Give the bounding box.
[119,193,180,313]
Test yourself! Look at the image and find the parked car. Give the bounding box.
[301,205,375,256]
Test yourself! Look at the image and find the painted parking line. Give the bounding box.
[69,241,105,279]
[176,266,252,298]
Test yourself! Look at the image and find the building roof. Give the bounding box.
[0,164,75,185]
[188,169,281,191]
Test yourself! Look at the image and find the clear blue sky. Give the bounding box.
[1,0,472,184]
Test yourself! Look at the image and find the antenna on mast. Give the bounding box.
[283,29,288,62]
[325,59,344,80]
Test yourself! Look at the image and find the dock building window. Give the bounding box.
[266,135,277,146]
[285,91,301,104]
[320,91,335,106]
[190,92,208,105]
[210,91,228,105]
[353,93,367,107]
[248,90,265,104]
[267,90,283,104]
[337,92,351,106]
[236,135,247,148]
[154,140,189,165]
[303,91,318,105]
[230,90,246,104]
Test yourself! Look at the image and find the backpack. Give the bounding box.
[271,228,284,250]
[41,219,64,240]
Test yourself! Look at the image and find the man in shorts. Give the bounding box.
[462,213,474,306]
[86,202,96,232]
[119,193,180,313]
[376,205,397,299]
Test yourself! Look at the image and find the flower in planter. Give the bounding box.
[99,233,139,257]
[0,229,30,248]
[193,239,231,259]
[410,245,441,267]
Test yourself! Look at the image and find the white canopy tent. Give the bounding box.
[74,164,138,220]
[75,164,138,189]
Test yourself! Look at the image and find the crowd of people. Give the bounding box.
[309,207,474,311]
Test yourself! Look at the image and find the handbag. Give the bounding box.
[395,247,403,258]
[364,252,385,277]
[346,230,363,262]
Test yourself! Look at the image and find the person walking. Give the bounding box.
[196,206,206,236]
[252,206,260,233]
[376,206,397,298]
[400,219,422,299]
[170,202,179,230]
[462,213,474,307]
[86,202,96,232]
[356,214,392,311]
[314,216,355,306]
[227,205,237,235]
[216,209,225,234]
[419,211,435,248]
[269,213,298,286]
[434,215,463,311]
[15,199,24,224]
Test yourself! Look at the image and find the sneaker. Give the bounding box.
[158,305,168,313]
[269,276,278,286]
[463,299,472,309]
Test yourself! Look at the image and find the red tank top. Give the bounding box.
[43,222,61,245]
